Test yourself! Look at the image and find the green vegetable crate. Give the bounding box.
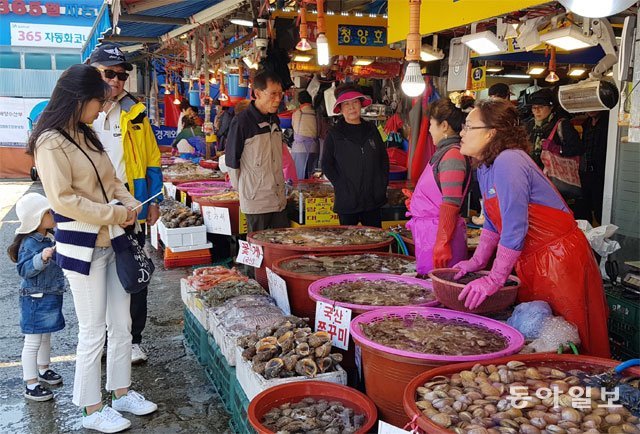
[605,285,640,360]
[183,307,208,365]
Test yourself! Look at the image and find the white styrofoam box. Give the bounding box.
[180,278,195,309]
[169,242,213,253]
[190,295,208,330]
[157,220,207,249]
[208,307,286,367]
[234,346,347,400]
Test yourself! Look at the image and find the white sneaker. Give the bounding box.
[112,390,158,416]
[131,344,148,364]
[82,406,131,433]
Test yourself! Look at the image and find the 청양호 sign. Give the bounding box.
[10,22,90,48]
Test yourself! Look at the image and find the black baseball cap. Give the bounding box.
[89,44,133,71]
[528,88,555,106]
[488,83,512,99]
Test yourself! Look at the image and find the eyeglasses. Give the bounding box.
[462,122,495,132]
[99,69,129,81]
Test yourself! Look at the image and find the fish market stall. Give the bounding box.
[350,307,525,426]
[403,354,640,434]
[271,252,416,322]
[248,227,394,289]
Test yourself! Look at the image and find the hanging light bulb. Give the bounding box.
[316,0,330,65]
[401,0,425,97]
[164,84,171,95]
[545,46,559,83]
[296,4,312,51]
[218,73,229,102]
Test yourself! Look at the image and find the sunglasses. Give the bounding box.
[100,69,129,81]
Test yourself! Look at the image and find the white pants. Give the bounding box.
[22,333,51,381]
[64,247,132,407]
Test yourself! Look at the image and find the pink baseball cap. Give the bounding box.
[332,90,372,114]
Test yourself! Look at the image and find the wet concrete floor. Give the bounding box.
[0,181,233,433]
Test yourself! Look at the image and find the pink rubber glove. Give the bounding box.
[458,244,521,310]
[452,229,500,280]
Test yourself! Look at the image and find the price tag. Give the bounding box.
[314,301,352,350]
[150,223,158,250]
[239,211,248,234]
[164,182,177,200]
[202,206,232,235]
[378,421,415,434]
[236,240,263,267]
[180,190,188,205]
[305,197,339,226]
[266,268,291,315]
[192,201,201,213]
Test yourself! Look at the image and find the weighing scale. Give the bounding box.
[622,261,640,297]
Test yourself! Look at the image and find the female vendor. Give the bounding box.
[406,99,471,274]
[453,99,610,358]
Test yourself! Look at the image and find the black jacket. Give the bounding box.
[321,119,389,214]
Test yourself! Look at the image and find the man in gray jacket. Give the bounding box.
[225,71,288,232]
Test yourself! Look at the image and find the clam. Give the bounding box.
[506,361,525,370]
[430,413,452,428]
[314,341,332,358]
[294,357,318,377]
[560,408,581,423]
[317,357,333,373]
[264,358,284,379]
[606,414,624,425]
[308,331,331,348]
[282,353,300,372]
[329,353,343,364]
[295,342,311,357]
[252,361,267,375]
[520,424,541,434]
[254,344,278,362]
[255,336,278,348]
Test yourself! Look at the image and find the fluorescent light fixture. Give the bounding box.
[486,66,504,73]
[540,26,596,51]
[461,30,507,55]
[353,58,374,66]
[497,74,532,79]
[230,18,254,27]
[568,67,587,77]
[293,54,313,62]
[316,33,330,66]
[401,61,425,97]
[420,45,444,62]
[527,66,546,75]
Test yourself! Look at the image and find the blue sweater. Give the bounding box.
[17,233,65,296]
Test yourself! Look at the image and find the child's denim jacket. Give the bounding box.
[18,233,65,296]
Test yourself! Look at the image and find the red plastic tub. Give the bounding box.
[248,226,394,290]
[350,306,524,427]
[248,381,378,434]
[271,252,415,324]
[403,354,640,434]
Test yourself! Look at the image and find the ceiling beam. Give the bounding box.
[209,31,256,61]
[102,35,159,43]
[160,0,246,42]
[126,0,185,14]
[119,14,189,25]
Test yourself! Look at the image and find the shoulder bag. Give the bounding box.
[57,129,155,294]
[539,121,582,199]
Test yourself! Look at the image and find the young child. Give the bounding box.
[7,193,66,402]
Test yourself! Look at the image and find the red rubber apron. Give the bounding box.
[485,197,611,358]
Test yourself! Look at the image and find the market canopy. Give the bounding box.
[387,0,548,43]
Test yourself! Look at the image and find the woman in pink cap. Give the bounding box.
[321,85,389,227]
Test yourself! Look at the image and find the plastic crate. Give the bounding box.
[605,286,640,358]
[229,374,255,434]
[183,308,208,365]
[205,335,235,411]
